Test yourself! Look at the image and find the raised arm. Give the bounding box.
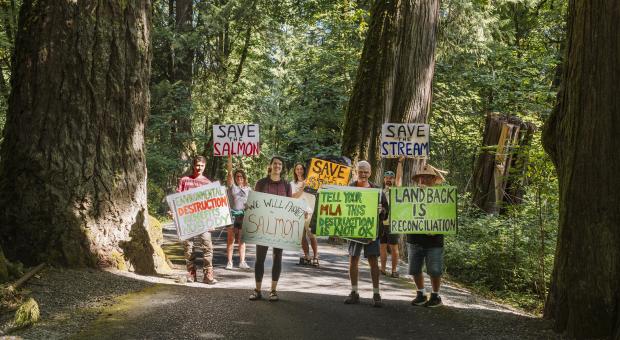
[226,154,233,187]
[395,156,405,187]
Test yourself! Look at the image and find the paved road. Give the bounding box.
[72,225,556,339]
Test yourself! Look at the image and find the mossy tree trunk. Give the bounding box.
[542,1,620,338]
[0,0,166,274]
[341,0,439,183]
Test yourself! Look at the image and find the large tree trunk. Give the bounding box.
[341,0,439,184]
[542,1,620,338]
[0,1,168,274]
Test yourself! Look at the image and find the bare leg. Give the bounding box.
[310,235,318,259]
[235,229,246,263]
[379,243,387,272]
[430,276,441,293]
[226,227,234,263]
[414,274,425,290]
[301,229,310,258]
[349,256,360,287]
[367,256,380,289]
[390,244,399,273]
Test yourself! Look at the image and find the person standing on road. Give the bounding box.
[249,156,292,302]
[380,169,401,277]
[176,156,218,284]
[291,162,320,267]
[344,160,389,307]
[398,162,448,308]
[225,155,251,270]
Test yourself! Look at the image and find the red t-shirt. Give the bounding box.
[177,175,211,192]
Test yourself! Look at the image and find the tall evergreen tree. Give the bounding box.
[341,0,439,182]
[542,1,620,338]
[0,0,166,274]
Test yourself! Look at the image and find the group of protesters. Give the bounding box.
[175,154,447,307]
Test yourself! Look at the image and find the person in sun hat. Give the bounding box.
[395,160,448,308]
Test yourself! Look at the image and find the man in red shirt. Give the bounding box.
[177,156,217,284]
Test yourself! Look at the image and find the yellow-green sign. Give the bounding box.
[390,186,457,234]
[316,188,380,239]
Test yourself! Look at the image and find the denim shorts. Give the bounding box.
[348,238,380,258]
[407,243,444,277]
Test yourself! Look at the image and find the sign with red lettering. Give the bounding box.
[305,158,352,193]
[213,124,260,156]
[166,182,232,240]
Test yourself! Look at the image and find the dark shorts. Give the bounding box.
[233,216,243,229]
[379,225,400,245]
[348,238,380,258]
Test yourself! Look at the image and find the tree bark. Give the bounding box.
[542,1,620,338]
[341,0,439,183]
[0,0,167,274]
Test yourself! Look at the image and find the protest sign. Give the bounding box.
[381,123,430,158]
[241,191,306,251]
[316,187,380,239]
[390,185,457,235]
[166,182,232,240]
[305,158,352,193]
[213,124,260,156]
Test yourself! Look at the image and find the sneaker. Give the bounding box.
[390,271,400,278]
[269,290,279,302]
[425,294,443,308]
[239,261,251,270]
[249,289,262,301]
[225,262,233,270]
[372,293,383,308]
[344,291,360,304]
[411,291,427,306]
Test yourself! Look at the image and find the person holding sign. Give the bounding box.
[380,170,401,278]
[291,162,319,267]
[398,162,448,308]
[249,156,292,302]
[344,161,389,308]
[225,155,251,270]
[176,156,218,284]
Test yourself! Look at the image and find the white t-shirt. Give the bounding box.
[230,184,251,211]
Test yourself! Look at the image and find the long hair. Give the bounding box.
[233,169,248,186]
[292,162,306,183]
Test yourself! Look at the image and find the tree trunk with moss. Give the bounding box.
[0,0,168,274]
[542,1,620,338]
[341,0,439,183]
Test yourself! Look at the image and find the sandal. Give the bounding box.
[312,257,320,267]
[298,256,311,265]
[249,289,262,301]
[269,290,279,302]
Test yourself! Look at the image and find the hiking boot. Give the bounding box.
[239,261,251,270]
[203,268,218,284]
[344,291,360,304]
[412,291,427,306]
[225,261,233,270]
[424,294,443,308]
[372,293,383,308]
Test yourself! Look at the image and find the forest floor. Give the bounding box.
[6,224,560,339]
